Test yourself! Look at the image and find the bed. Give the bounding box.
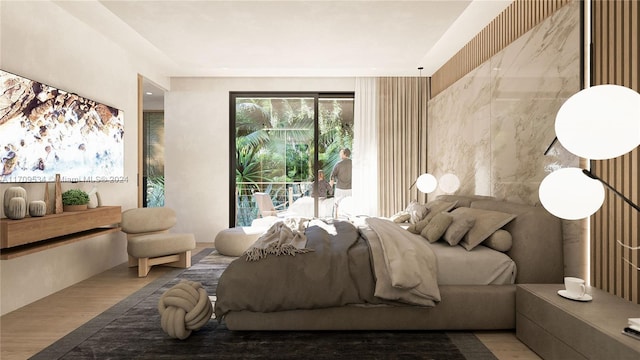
[214,195,563,330]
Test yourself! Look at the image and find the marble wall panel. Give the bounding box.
[428,61,492,197]
[489,1,581,204]
[428,1,580,205]
[428,1,584,278]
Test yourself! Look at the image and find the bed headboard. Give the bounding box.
[437,195,564,284]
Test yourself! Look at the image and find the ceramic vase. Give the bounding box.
[29,200,47,217]
[3,186,27,219]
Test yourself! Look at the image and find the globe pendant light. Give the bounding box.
[555,84,640,160]
[539,167,605,220]
[415,173,438,194]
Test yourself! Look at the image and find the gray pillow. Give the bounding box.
[407,215,431,234]
[442,209,476,246]
[483,229,513,252]
[454,207,517,251]
[420,212,453,243]
[423,200,457,223]
[405,201,429,224]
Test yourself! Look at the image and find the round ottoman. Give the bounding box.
[214,227,265,256]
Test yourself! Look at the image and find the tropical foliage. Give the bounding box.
[143,112,165,208]
[146,175,165,208]
[234,96,353,225]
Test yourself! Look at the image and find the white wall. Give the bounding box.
[165,77,355,242]
[0,0,168,315]
[0,1,356,314]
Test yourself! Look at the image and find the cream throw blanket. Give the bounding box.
[244,218,314,261]
[364,217,440,306]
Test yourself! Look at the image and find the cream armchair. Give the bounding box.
[121,207,195,277]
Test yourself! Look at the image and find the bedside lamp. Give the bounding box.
[439,173,461,194]
[539,167,605,220]
[554,84,639,160]
[539,84,640,219]
[410,173,438,193]
[539,84,640,269]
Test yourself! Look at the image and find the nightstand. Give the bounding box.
[516,284,640,359]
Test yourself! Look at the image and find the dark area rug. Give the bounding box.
[32,249,497,360]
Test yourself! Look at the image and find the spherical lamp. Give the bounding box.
[555,85,640,160]
[539,167,605,220]
[439,173,460,194]
[416,173,438,194]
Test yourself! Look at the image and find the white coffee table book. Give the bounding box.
[622,318,640,340]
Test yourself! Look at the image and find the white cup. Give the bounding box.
[564,277,586,298]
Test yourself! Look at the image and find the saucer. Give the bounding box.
[558,289,592,302]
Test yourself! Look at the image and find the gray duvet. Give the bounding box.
[214,218,440,321]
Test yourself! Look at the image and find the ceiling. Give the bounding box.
[56,0,512,79]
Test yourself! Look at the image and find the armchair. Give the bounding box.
[253,192,290,218]
[121,207,195,277]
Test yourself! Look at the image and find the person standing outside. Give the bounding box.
[330,148,352,217]
[311,170,333,198]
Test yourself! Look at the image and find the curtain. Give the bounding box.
[352,77,378,216]
[377,77,430,217]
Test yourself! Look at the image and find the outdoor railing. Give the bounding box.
[236,181,312,226]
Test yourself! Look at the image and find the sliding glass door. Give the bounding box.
[230,92,353,227]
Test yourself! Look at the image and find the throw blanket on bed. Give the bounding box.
[214,219,440,320]
[362,217,440,306]
[244,218,313,261]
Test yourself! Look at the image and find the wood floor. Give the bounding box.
[0,243,541,360]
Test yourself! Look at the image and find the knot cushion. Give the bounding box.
[214,227,265,256]
[158,280,212,340]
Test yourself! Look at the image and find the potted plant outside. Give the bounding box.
[62,189,90,212]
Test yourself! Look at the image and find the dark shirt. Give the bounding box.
[311,179,333,197]
[331,158,352,190]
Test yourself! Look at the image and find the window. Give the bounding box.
[230,92,354,226]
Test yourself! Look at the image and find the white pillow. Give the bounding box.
[405,201,429,224]
[390,211,411,223]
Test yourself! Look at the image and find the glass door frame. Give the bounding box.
[228,91,354,227]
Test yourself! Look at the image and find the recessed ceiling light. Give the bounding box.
[146,92,153,95]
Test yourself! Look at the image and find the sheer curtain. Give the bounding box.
[352,77,378,216]
[353,77,430,218]
[377,77,429,217]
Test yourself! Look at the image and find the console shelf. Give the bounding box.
[0,206,121,260]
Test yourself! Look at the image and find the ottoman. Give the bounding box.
[215,227,265,256]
